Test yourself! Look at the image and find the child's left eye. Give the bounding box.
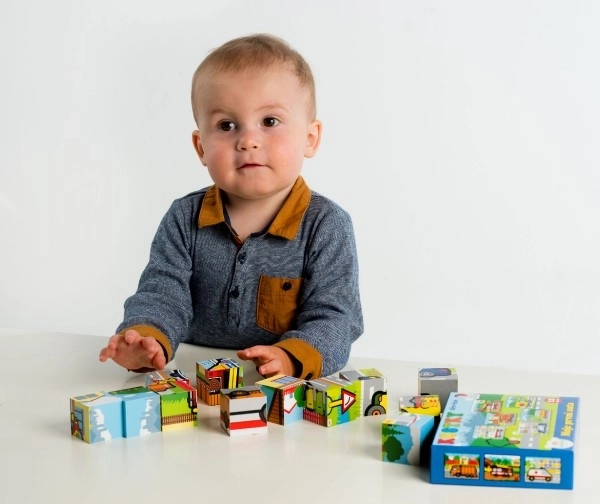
[262,117,279,127]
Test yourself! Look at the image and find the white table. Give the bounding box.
[1,329,596,503]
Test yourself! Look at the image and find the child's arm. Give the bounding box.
[108,198,196,368]
[99,329,167,371]
[273,201,363,378]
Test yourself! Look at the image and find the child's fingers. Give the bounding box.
[236,348,253,360]
[124,329,141,344]
[138,336,165,370]
[257,361,279,377]
[98,347,113,362]
[151,351,166,370]
[237,345,271,361]
[99,335,121,361]
[104,334,122,351]
[139,335,157,352]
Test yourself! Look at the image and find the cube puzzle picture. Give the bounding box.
[382,413,436,466]
[256,374,305,425]
[70,391,124,443]
[220,386,267,436]
[339,368,387,416]
[147,379,198,431]
[399,394,441,417]
[196,357,243,406]
[109,386,161,437]
[299,376,360,427]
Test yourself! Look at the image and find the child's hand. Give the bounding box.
[236,345,296,378]
[98,329,166,371]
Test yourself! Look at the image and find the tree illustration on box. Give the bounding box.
[382,423,406,462]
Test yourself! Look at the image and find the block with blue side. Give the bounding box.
[70,391,123,444]
[109,386,162,437]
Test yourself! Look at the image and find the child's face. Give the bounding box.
[192,66,321,204]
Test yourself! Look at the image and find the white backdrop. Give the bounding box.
[1,1,599,375]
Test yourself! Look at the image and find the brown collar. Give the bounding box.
[198,176,311,240]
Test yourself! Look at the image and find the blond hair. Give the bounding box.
[191,34,316,124]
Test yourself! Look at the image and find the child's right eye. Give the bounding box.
[217,121,236,132]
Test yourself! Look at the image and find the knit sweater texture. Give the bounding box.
[117,177,363,377]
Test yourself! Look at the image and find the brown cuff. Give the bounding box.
[119,324,173,365]
[274,338,322,380]
[127,367,156,374]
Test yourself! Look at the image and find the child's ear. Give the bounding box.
[304,120,322,159]
[191,130,207,166]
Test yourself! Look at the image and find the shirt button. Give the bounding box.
[230,286,240,298]
[238,252,247,264]
[282,282,292,291]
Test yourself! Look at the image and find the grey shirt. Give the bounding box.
[117,177,363,377]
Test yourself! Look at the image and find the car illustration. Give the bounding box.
[527,468,553,482]
[419,368,452,378]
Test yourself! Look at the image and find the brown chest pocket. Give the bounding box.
[256,275,303,335]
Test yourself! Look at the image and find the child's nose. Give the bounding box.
[236,130,260,151]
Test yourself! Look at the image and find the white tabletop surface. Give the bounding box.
[1,328,596,504]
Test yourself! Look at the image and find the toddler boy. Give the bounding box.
[99,34,363,379]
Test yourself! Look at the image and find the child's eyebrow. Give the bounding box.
[205,107,231,117]
[256,103,289,114]
[204,103,291,120]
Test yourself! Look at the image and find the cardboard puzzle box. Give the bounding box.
[430,392,579,490]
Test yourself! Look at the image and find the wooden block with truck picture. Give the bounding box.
[418,367,458,411]
[299,376,361,427]
[399,394,441,417]
[339,368,387,417]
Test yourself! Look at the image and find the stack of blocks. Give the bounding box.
[220,386,267,436]
[196,358,243,406]
[382,368,458,467]
[256,374,305,425]
[70,369,196,443]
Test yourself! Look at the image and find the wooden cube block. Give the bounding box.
[418,367,458,411]
[339,368,387,416]
[70,391,123,443]
[109,386,161,437]
[382,413,436,466]
[220,386,267,436]
[196,358,243,406]
[148,380,197,431]
[299,376,360,427]
[256,374,305,425]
